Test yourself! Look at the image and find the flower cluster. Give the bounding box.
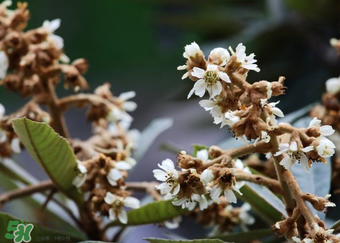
[192,198,254,233]
[153,149,251,211]
[0,2,141,226]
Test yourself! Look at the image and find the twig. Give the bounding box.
[46,79,69,138]
[0,180,55,204]
[235,172,283,195]
[126,182,160,200]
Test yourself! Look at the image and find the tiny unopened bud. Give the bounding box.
[209,145,223,158]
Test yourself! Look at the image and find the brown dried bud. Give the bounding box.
[271,77,286,96]
[72,58,88,74]
[302,193,336,211]
[209,145,223,158]
[177,151,203,172]
[272,219,298,239]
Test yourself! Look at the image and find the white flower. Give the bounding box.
[200,169,215,186]
[210,184,238,204]
[73,160,87,188]
[266,101,284,126]
[254,131,271,146]
[153,159,180,196]
[104,192,140,224]
[309,117,335,136]
[42,19,64,49]
[187,64,230,99]
[225,111,240,127]
[239,203,255,226]
[0,51,8,79]
[316,137,335,158]
[229,43,260,72]
[326,77,340,95]
[11,138,21,154]
[209,47,230,66]
[119,91,137,112]
[199,100,228,128]
[196,149,209,161]
[164,216,182,229]
[107,106,133,124]
[234,159,251,189]
[183,42,201,59]
[107,161,132,186]
[0,1,14,17]
[172,194,209,211]
[274,141,314,172]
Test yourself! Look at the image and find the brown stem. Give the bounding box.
[126,181,161,200]
[46,79,69,138]
[270,136,296,215]
[0,180,55,204]
[235,172,283,195]
[203,140,271,169]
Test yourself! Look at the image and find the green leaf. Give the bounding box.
[0,212,86,242]
[134,117,173,161]
[145,238,228,243]
[192,144,209,157]
[238,183,285,224]
[12,118,82,204]
[212,229,273,242]
[107,200,187,226]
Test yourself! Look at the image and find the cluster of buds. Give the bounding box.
[0,2,88,96]
[153,148,251,211]
[178,42,336,172]
[191,198,254,233]
[0,2,141,226]
[73,154,140,224]
[152,41,340,240]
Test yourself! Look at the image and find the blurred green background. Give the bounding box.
[2,0,340,242]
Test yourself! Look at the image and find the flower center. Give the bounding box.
[288,151,303,161]
[165,173,177,186]
[204,70,218,85]
[112,199,125,212]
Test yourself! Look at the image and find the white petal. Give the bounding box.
[153,169,167,181]
[194,79,207,97]
[10,138,21,153]
[199,100,216,110]
[119,91,136,101]
[200,169,215,185]
[118,210,128,224]
[210,185,222,201]
[196,149,209,161]
[224,189,237,203]
[272,107,284,117]
[108,208,117,221]
[191,67,205,79]
[0,103,5,118]
[320,125,335,136]
[209,81,222,98]
[173,183,181,196]
[218,71,231,83]
[289,141,298,151]
[301,146,314,153]
[279,156,294,170]
[122,101,137,112]
[158,159,175,171]
[116,161,132,170]
[300,153,310,172]
[104,192,116,205]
